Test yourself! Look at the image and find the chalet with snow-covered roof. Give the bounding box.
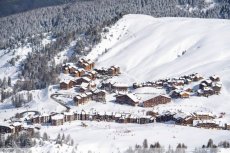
[112,82,129,93]
[79,82,90,92]
[11,122,22,133]
[194,112,215,120]
[100,82,114,92]
[173,112,194,125]
[138,116,153,124]
[78,58,95,71]
[92,90,106,102]
[108,65,120,76]
[104,112,114,121]
[179,91,190,99]
[210,75,220,82]
[184,79,192,84]
[199,83,208,90]
[115,94,139,106]
[74,93,91,106]
[140,95,171,107]
[190,73,203,81]
[212,82,222,94]
[156,111,176,122]
[193,120,220,129]
[64,112,74,122]
[203,87,214,97]
[76,77,91,85]
[169,90,181,98]
[51,114,64,126]
[201,79,213,87]
[60,81,71,90]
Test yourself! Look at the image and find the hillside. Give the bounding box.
[88,14,230,90]
[88,14,230,118]
[1,14,230,152]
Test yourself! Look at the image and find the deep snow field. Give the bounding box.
[1,14,230,152]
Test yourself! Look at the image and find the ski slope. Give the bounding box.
[87,14,230,114]
[88,14,230,84]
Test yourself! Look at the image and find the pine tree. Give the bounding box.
[42,132,48,141]
[7,77,11,87]
[143,139,148,149]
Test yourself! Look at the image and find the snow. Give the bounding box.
[1,14,230,152]
[40,120,230,153]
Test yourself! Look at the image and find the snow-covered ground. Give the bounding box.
[40,120,230,153]
[1,14,230,152]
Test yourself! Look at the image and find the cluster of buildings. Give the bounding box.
[94,65,120,76]
[73,89,106,105]
[60,58,121,106]
[0,121,40,135]
[148,110,230,130]
[197,75,222,97]
[100,81,129,93]
[133,73,203,89]
[133,73,222,99]
[0,110,156,134]
[60,58,97,90]
[115,93,171,107]
[1,109,230,134]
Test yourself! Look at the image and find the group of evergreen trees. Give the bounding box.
[1,0,230,49]
[11,92,33,108]
[0,0,230,92]
[124,138,230,153]
[0,131,74,149]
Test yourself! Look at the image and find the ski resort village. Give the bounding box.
[1,14,230,152]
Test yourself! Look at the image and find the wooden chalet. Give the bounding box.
[76,77,91,85]
[60,81,71,90]
[193,120,220,129]
[210,75,220,82]
[74,93,91,106]
[194,112,215,120]
[190,73,203,81]
[78,59,95,71]
[156,111,175,122]
[212,83,222,94]
[141,95,171,107]
[92,90,106,102]
[169,90,180,98]
[115,94,139,106]
[203,87,214,97]
[173,112,194,125]
[11,122,22,133]
[112,82,129,93]
[201,79,212,87]
[179,91,190,98]
[64,112,74,122]
[51,114,64,126]
[108,65,120,76]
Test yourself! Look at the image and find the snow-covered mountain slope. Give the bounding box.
[88,14,230,115]
[88,14,230,84]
